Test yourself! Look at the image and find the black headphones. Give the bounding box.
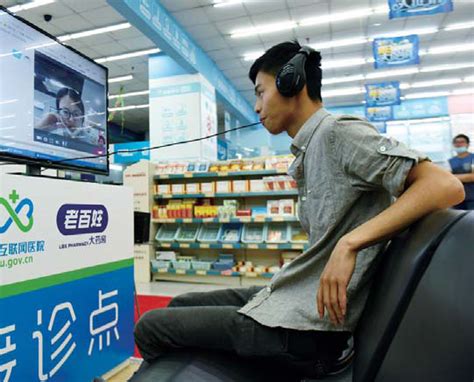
[275,46,316,97]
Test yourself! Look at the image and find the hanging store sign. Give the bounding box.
[373,35,419,69]
[365,82,401,107]
[388,0,453,19]
[366,106,394,122]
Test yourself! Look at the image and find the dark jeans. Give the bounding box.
[454,200,474,210]
[134,286,350,371]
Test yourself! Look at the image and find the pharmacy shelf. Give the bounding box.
[155,242,308,250]
[152,216,299,224]
[154,169,287,181]
[154,190,298,200]
[151,267,274,287]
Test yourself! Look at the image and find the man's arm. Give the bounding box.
[454,173,474,183]
[317,161,465,326]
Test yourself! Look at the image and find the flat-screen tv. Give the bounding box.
[0,6,109,174]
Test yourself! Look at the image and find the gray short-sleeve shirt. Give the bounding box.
[239,108,429,332]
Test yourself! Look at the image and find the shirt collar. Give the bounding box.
[291,108,330,155]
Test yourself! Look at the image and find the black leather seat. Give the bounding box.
[129,210,474,382]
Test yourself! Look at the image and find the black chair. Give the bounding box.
[130,210,474,382]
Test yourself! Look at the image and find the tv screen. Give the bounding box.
[0,7,109,174]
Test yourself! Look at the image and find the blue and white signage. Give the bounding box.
[365,82,401,107]
[113,141,150,165]
[388,0,453,19]
[366,106,394,122]
[0,174,134,381]
[373,35,419,68]
[393,96,449,119]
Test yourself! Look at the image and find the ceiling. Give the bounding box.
[2,0,474,136]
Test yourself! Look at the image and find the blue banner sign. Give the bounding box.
[365,82,401,107]
[366,106,394,122]
[373,35,419,68]
[388,0,453,19]
[113,141,150,164]
[393,97,449,119]
[0,267,134,382]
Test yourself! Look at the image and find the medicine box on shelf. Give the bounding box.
[242,223,267,244]
[219,223,242,243]
[197,224,222,243]
[155,224,180,242]
[265,223,290,243]
[175,224,201,242]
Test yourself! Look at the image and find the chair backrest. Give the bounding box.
[352,209,468,382]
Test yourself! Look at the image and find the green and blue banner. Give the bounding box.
[0,174,134,381]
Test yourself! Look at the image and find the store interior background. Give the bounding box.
[1,0,473,379]
[1,0,473,183]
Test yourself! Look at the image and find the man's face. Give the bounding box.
[58,95,83,130]
[453,137,469,150]
[254,71,295,135]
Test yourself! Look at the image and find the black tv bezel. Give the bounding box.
[0,5,110,175]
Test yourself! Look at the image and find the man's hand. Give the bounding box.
[317,238,357,326]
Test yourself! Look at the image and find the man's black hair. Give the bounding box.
[249,40,322,102]
[453,134,470,145]
[56,87,85,116]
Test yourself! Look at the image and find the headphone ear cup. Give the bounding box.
[276,53,307,97]
[276,63,297,97]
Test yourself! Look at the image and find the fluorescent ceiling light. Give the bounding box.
[322,58,368,69]
[464,76,474,82]
[420,62,474,73]
[366,67,419,80]
[231,21,296,38]
[109,104,149,112]
[310,37,368,50]
[8,0,55,13]
[427,43,474,55]
[444,21,474,31]
[371,27,438,40]
[58,22,131,42]
[109,90,150,99]
[452,88,474,95]
[405,91,450,99]
[300,8,375,27]
[96,48,160,63]
[243,51,263,61]
[108,75,133,83]
[410,78,463,88]
[213,0,243,7]
[323,74,365,85]
[322,87,364,98]
[0,99,18,105]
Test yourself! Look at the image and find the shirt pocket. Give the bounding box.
[306,182,335,237]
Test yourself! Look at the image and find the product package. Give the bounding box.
[265,223,289,243]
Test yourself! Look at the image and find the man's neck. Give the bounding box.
[457,152,470,159]
[287,101,323,138]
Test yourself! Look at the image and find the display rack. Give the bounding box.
[152,162,308,286]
